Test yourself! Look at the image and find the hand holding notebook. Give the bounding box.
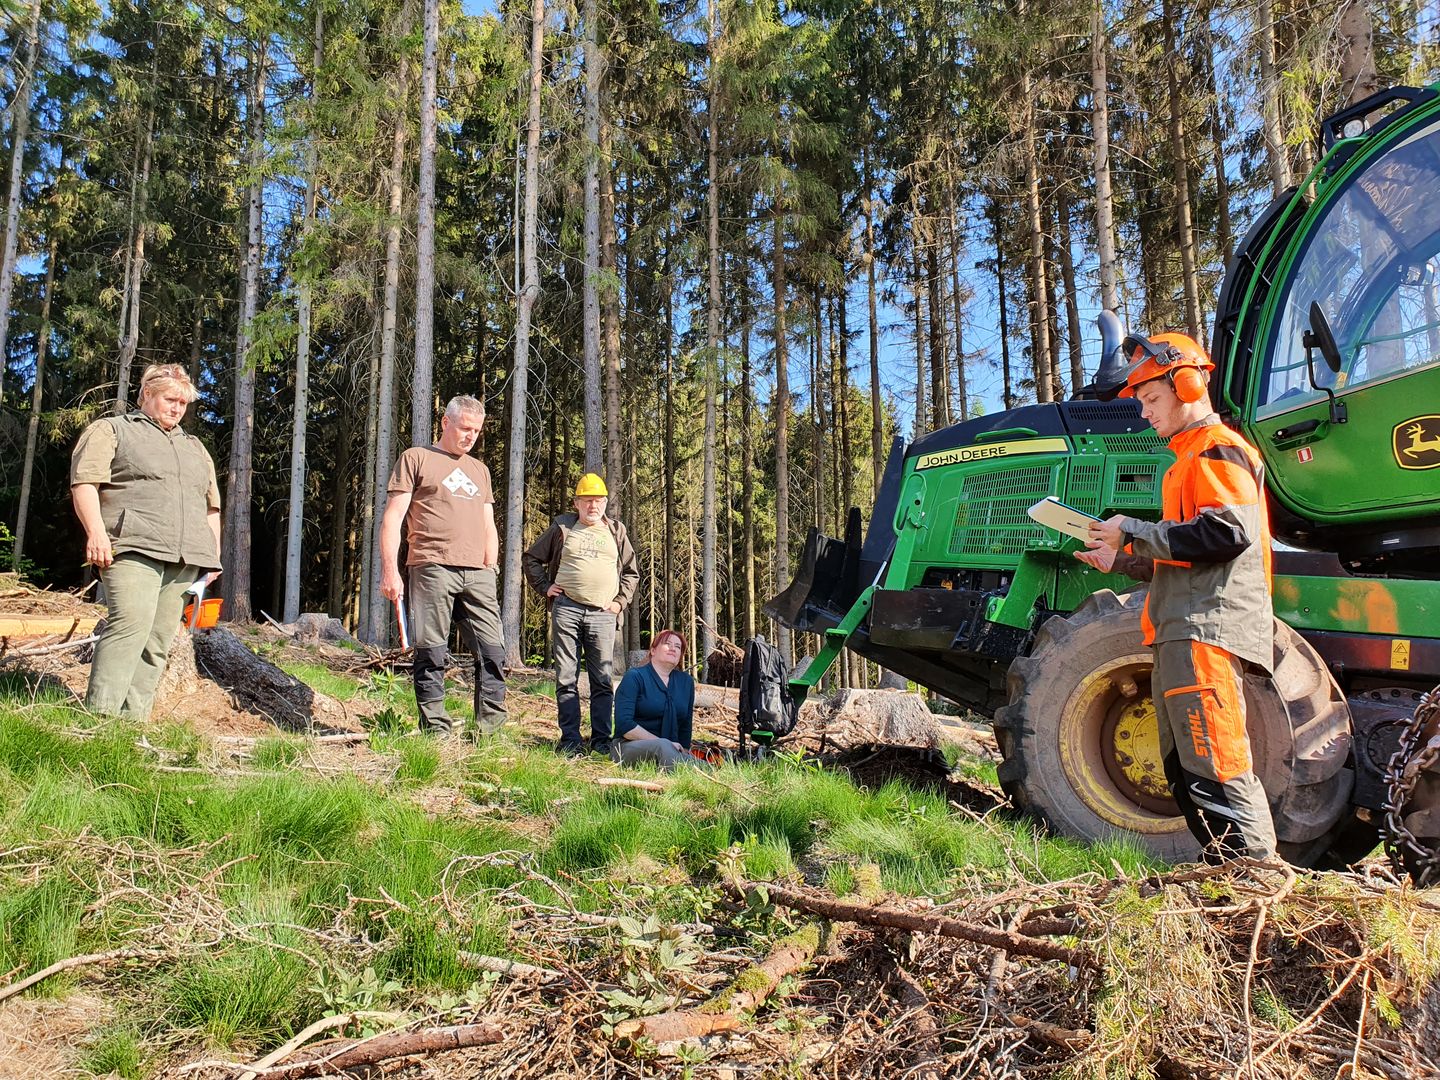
[1027,496,1103,542]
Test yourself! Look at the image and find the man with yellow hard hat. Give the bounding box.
[522,473,639,755]
[1079,331,1279,863]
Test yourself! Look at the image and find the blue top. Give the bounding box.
[612,663,695,747]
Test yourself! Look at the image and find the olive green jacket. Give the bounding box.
[71,413,222,570]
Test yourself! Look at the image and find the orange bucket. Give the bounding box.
[184,597,223,629]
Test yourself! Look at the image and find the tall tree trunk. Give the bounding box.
[0,0,41,408]
[115,70,158,413]
[740,269,755,641]
[1258,0,1290,198]
[327,399,353,619]
[13,229,56,564]
[863,151,883,493]
[412,0,439,445]
[772,206,790,658]
[909,201,927,435]
[663,222,676,629]
[835,293,852,516]
[1163,0,1203,340]
[1089,0,1119,314]
[1204,30,1233,269]
[581,0,603,471]
[925,216,949,427]
[991,196,1014,409]
[502,0,546,666]
[1338,0,1381,107]
[947,196,968,421]
[359,284,383,632]
[1057,185,1083,391]
[1021,53,1054,404]
[223,48,269,624]
[284,7,324,623]
[600,123,623,514]
[365,60,410,643]
[701,0,721,667]
[812,289,825,538]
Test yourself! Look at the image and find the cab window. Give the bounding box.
[1259,120,1440,415]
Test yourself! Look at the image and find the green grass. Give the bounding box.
[0,673,1173,1065]
[396,736,442,783]
[251,735,303,769]
[278,660,365,702]
[78,1024,146,1079]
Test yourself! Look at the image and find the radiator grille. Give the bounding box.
[1102,433,1165,453]
[1067,462,1105,514]
[949,465,1055,556]
[1111,461,1163,507]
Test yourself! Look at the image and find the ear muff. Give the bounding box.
[1170,366,1207,404]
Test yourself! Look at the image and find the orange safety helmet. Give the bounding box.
[1101,331,1214,404]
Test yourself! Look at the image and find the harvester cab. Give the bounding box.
[767,84,1440,881]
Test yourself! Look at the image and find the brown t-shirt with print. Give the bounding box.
[387,446,494,568]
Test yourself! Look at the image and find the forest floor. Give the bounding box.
[0,584,1437,1079]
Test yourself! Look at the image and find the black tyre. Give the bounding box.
[993,588,1354,865]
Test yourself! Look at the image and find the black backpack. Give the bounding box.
[738,636,799,750]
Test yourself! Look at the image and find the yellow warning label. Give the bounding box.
[915,437,1069,471]
[1391,639,1412,670]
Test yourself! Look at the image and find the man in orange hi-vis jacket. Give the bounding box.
[1077,332,1278,862]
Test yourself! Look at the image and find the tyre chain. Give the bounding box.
[1383,685,1440,887]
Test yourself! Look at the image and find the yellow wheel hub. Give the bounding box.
[1057,655,1184,835]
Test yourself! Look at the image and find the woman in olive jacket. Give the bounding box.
[71,364,222,719]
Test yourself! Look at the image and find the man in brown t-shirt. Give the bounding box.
[380,395,506,736]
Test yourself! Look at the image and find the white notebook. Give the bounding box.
[1027,496,1102,542]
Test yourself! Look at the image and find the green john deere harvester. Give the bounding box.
[768,85,1440,881]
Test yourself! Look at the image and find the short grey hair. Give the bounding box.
[443,395,485,422]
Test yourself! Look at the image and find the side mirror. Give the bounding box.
[1303,300,1343,374]
[1302,301,1347,425]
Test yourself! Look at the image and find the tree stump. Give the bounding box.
[292,612,359,646]
[806,689,943,751]
[704,636,745,687]
[154,626,200,701]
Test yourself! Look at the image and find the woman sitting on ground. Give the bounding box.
[611,629,699,770]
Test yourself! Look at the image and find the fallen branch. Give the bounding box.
[457,950,566,982]
[0,946,164,1004]
[312,730,371,745]
[734,880,1096,970]
[880,939,942,1080]
[8,633,98,657]
[613,922,822,1043]
[1012,1015,1094,1051]
[197,1022,505,1080]
[595,776,665,793]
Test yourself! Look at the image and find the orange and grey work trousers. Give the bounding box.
[1152,639,1278,861]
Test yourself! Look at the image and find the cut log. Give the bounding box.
[0,615,100,640]
[191,627,347,729]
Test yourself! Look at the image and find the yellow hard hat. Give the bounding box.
[574,473,608,497]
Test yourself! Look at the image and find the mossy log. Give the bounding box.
[612,923,822,1044]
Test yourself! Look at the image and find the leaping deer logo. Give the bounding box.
[1402,423,1440,458]
[1393,416,1440,470]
